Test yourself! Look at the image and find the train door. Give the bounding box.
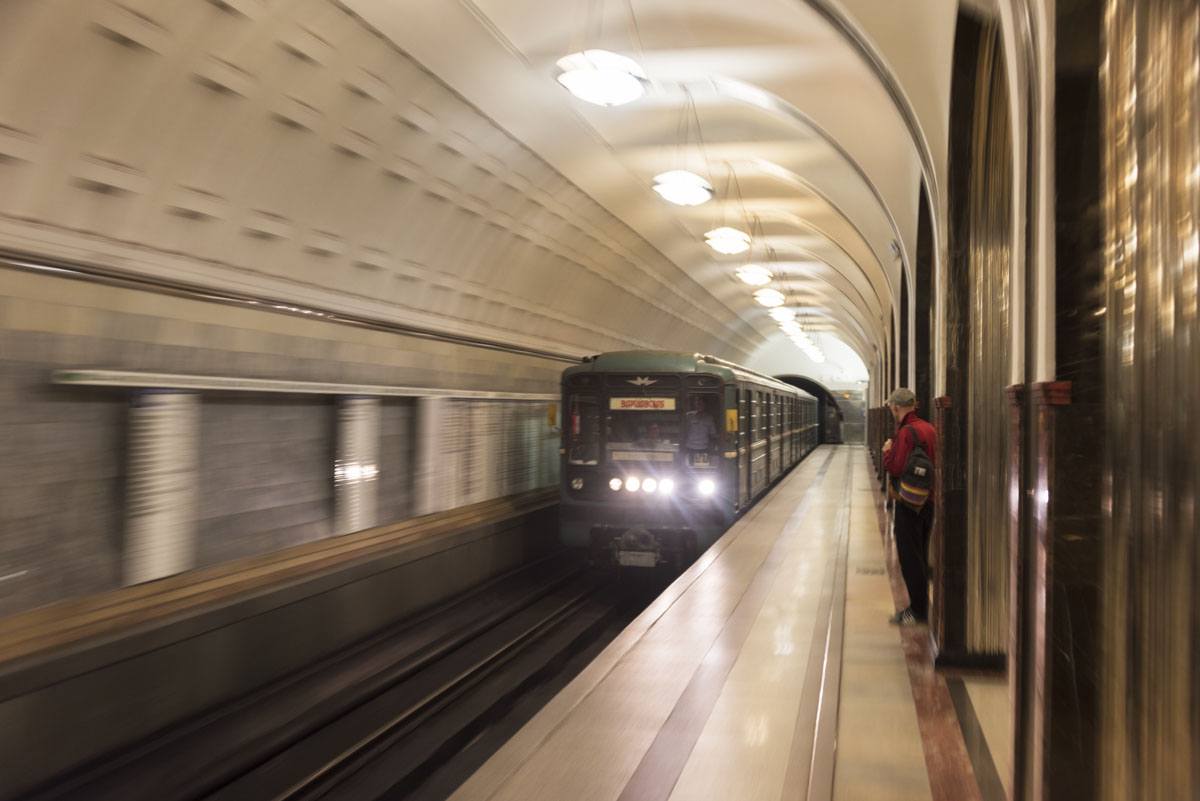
[738,386,750,507]
[750,390,764,496]
[786,397,793,466]
[772,393,781,478]
[766,393,774,482]
[790,397,797,463]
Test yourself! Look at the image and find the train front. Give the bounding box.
[559,364,735,568]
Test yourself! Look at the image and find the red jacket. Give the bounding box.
[883,411,937,478]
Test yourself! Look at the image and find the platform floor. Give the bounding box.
[451,446,957,801]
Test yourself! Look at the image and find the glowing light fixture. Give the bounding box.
[705,227,751,255]
[787,329,825,363]
[555,50,647,107]
[697,478,716,497]
[754,288,785,307]
[659,478,675,495]
[609,477,623,491]
[642,477,658,493]
[652,170,712,206]
[625,476,641,492]
[736,264,772,286]
[768,307,795,323]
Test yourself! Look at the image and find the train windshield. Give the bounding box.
[606,411,682,450]
[566,395,601,465]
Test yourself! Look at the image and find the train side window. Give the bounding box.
[739,390,748,443]
[566,395,600,465]
[749,392,756,442]
[754,392,763,441]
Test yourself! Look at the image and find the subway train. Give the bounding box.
[559,351,819,568]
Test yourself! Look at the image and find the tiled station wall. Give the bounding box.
[0,269,562,618]
[0,360,126,613]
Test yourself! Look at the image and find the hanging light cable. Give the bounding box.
[653,88,713,206]
[705,164,751,254]
[734,214,772,286]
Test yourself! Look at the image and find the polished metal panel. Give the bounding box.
[964,26,1013,656]
[1101,1,1200,799]
[125,392,199,584]
[416,397,559,515]
[334,397,380,535]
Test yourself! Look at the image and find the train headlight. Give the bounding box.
[571,477,584,490]
[659,478,674,495]
[625,476,641,492]
[697,478,716,497]
[609,477,623,491]
[642,478,657,493]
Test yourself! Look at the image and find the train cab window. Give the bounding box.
[606,408,681,451]
[683,394,721,467]
[566,395,600,465]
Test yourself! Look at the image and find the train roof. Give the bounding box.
[564,351,813,399]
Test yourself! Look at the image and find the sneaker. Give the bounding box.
[889,608,926,626]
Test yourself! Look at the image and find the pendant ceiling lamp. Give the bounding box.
[754,287,785,308]
[705,226,751,255]
[736,215,782,287]
[556,0,648,107]
[653,88,714,207]
[736,264,772,286]
[787,328,824,362]
[653,170,713,206]
[556,50,647,107]
[707,166,753,254]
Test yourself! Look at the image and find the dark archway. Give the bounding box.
[774,375,844,444]
[915,181,934,418]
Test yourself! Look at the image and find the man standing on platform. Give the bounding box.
[881,388,937,626]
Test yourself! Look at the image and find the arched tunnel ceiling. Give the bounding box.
[344,0,958,368]
[0,0,957,372]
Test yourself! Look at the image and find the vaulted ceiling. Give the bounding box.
[344,0,959,371]
[0,0,959,379]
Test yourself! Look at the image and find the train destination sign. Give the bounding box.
[609,397,676,411]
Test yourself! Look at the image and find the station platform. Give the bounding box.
[452,445,976,801]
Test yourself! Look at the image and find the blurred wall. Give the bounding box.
[0,268,561,617]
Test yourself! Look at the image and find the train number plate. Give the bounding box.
[617,550,658,568]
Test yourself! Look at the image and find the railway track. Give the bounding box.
[28,555,655,801]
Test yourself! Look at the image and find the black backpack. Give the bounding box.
[895,425,934,511]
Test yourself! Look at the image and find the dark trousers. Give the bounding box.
[894,502,933,619]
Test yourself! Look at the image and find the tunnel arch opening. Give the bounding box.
[773,374,853,445]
